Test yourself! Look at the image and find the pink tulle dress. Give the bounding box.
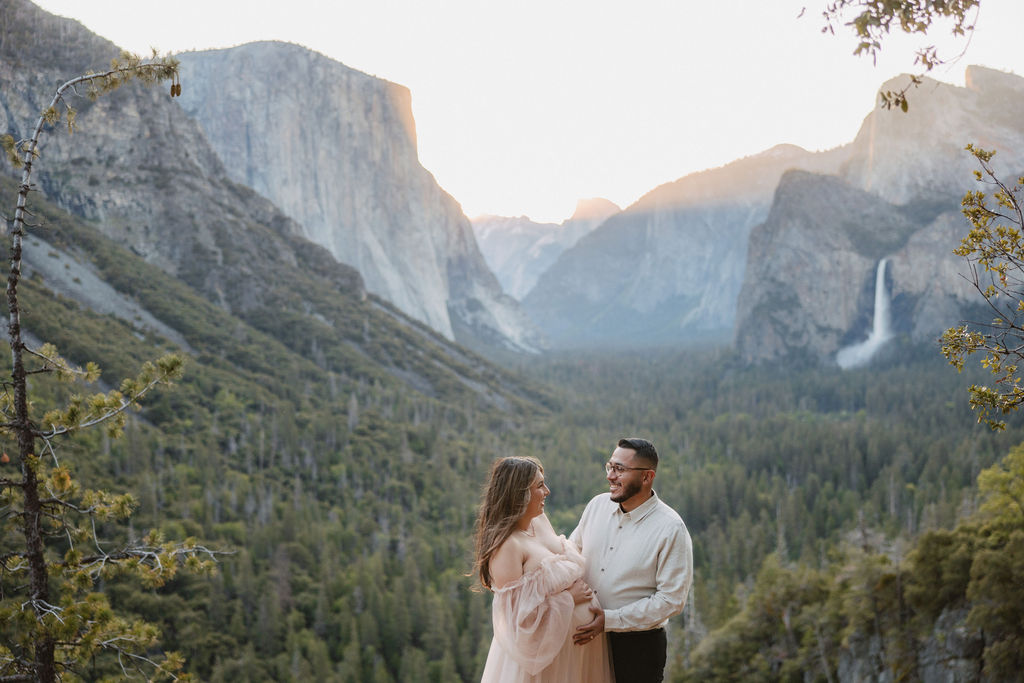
[481,537,614,682]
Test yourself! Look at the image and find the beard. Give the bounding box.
[610,477,643,503]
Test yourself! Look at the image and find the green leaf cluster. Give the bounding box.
[821,0,980,111]
[940,145,1024,429]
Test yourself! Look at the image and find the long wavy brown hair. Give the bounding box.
[472,456,543,590]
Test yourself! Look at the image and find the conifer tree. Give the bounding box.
[0,53,215,682]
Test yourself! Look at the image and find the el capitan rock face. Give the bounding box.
[0,3,350,317]
[176,42,542,353]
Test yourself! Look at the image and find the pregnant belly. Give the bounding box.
[571,597,599,627]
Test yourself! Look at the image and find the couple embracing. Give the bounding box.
[473,438,693,683]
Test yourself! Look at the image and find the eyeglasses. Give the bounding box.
[605,461,652,475]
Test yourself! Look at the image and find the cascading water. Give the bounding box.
[836,258,893,369]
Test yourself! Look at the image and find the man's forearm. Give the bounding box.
[602,592,686,631]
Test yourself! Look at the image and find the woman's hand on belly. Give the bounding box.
[568,578,593,604]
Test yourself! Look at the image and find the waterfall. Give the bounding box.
[836,258,893,369]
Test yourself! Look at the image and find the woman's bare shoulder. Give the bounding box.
[489,533,526,589]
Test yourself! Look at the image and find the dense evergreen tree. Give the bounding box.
[0,55,213,682]
[3,183,1017,679]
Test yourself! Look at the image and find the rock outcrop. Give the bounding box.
[734,171,962,363]
[175,42,542,353]
[837,609,982,682]
[471,198,619,300]
[513,66,1024,357]
[842,68,1024,205]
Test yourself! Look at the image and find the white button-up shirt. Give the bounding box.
[569,491,693,632]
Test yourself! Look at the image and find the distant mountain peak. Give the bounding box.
[757,143,811,158]
[471,200,620,300]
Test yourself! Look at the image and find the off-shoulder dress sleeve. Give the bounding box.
[488,553,582,676]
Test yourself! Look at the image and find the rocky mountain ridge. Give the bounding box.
[471,197,619,300]
[522,144,850,348]
[9,0,1020,367]
[512,65,1024,360]
[843,69,1024,204]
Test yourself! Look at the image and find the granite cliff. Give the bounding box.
[843,68,1024,204]
[175,42,542,353]
[0,6,336,317]
[735,67,1024,364]
[517,66,1024,359]
[733,171,974,363]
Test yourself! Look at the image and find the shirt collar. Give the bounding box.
[614,490,660,522]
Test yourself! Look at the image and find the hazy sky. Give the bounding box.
[32,0,1024,223]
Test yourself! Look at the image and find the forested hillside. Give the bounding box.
[4,168,1015,679]
[522,346,1014,610]
[0,174,553,681]
[4,3,1021,680]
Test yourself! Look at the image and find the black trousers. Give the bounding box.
[607,628,667,683]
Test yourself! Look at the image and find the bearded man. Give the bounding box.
[569,437,693,683]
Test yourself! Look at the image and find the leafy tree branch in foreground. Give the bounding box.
[942,145,1024,430]
[1,52,216,683]
[820,0,981,111]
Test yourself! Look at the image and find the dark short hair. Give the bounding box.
[618,437,658,470]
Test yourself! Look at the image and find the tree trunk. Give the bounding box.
[8,123,55,683]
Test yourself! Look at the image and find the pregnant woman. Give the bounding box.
[473,456,613,682]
